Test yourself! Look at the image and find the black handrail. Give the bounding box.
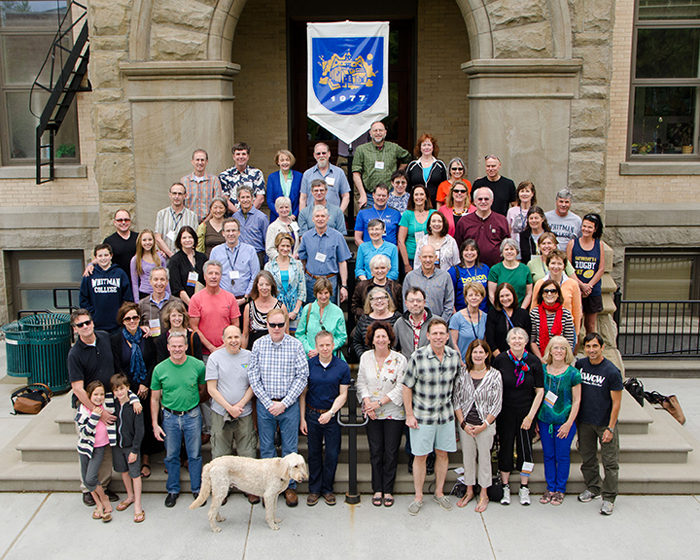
[617,299,700,358]
[336,382,368,504]
[52,287,79,312]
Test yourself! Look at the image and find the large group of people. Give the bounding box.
[69,127,622,525]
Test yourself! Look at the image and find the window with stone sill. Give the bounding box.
[0,0,79,166]
[629,1,700,159]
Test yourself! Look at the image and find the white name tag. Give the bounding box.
[521,461,535,476]
[230,270,240,280]
[290,222,300,233]
[315,252,327,263]
[326,177,335,186]
[166,231,176,242]
[414,231,425,241]
[187,271,198,287]
[544,390,558,408]
[148,319,161,337]
[374,161,385,170]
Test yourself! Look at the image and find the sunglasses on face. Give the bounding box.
[74,320,92,328]
[115,218,131,223]
[453,189,467,194]
[124,315,140,322]
[268,322,285,329]
[451,167,464,172]
[543,288,558,294]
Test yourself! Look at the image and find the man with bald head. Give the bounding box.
[206,325,257,473]
[299,142,351,211]
[402,244,454,321]
[470,154,516,216]
[455,186,510,267]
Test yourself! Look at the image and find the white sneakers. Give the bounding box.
[500,484,511,505]
[519,486,531,506]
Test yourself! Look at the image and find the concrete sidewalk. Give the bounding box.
[1,338,700,559]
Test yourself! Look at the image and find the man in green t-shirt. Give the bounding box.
[151,333,206,508]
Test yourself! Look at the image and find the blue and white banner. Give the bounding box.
[307,21,389,144]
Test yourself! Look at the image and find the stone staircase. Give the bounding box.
[2,387,700,496]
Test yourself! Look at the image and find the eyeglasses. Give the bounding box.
[453,189,467,194]
[74,320,92,328]
[268,322,285,329]
[114,218,131,223]
[542,288,558,294]
[406,298,424,304]
[476,197,490,202]
[370,296,388,301]
[124,315,140,322]
[451,167,464,172]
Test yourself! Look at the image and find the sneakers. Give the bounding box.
[600,500,615,515]
[408,500,423,516]
[500,484,511,505]
[578,489,602,503]
[433,495,452,511]
[519,486,531,506]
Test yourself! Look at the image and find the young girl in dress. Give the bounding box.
[76,381,113,522]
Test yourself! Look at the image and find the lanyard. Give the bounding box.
[545,369,562,396]
[170,209,183,232]
[503,309,515,329]
[465,309,480,340]
[225,245,240,271]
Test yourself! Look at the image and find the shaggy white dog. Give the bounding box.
[190,453,308,532]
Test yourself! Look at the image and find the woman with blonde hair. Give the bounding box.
[265,232,305,332]
[266,149,302,221]
[352,287,402,360]
[130,229,168,301]
[537,335,581,506]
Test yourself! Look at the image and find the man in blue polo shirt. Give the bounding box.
[354,183,402,246]
[575,332,623,516]
[300,330,351,506]
[210,218,259,308]
[299,143,351,212]
[232,186,269,270]
[298,205,352,305]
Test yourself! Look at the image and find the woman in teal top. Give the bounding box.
[295,277,347,359]
[264,232,305,332]
[355,219,399,281]
[537,335,581,506]
[397,184,435,273]
[488,238,533,308]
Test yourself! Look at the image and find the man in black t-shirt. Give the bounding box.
[103,209,138,275]
[575,332,623,515]
[470,155,516,216]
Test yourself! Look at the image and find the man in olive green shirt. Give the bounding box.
[352,121,411,209]
[151,333,206,507]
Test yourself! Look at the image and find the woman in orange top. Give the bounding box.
[436,157,471,209]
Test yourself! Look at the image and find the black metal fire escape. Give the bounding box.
[32,1,91,184]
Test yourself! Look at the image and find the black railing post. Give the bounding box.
[337,382,368,504]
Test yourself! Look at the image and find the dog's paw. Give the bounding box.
[270,525,280,531]
[212,526,222,533]
[275,518,282,523]
[216,514,225,522]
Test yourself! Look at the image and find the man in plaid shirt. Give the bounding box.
[403,317,460,516]
[181,149,227,222]
[247,307,309,507]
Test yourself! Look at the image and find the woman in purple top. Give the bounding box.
[130,229,168,301]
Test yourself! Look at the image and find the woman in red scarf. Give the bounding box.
[528,279,576,362]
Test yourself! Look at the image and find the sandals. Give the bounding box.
[372,493,383,507]
[92,508,103,520]
[540,491,553,504]
[383,496,394,508]
[457,493,474,508]
[141,464,151,478]
[102,511,112,523]
[116,500,133,512]
[551,492,564,506]
[134,510,146,523]
[474,496,489,513]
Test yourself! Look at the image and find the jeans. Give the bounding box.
[538,419,577,493]
[306,409,341,495]
[258,400,300,489]
[305,272,338,306]
[578,422,620,502]
[163,407,203,494]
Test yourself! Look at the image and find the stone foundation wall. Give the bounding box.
[415,0,471,166]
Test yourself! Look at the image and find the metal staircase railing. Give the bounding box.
[31,1,90,184]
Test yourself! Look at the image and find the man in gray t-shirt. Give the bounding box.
[545,188,582,251]
[206,325,257,462]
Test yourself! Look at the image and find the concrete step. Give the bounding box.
[623,359,700,379]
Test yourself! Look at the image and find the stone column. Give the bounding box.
[462,59,582,206]
[120,61,240,230]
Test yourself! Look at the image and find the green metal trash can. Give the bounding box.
[1,322,31,377]
[19,313,72,393]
